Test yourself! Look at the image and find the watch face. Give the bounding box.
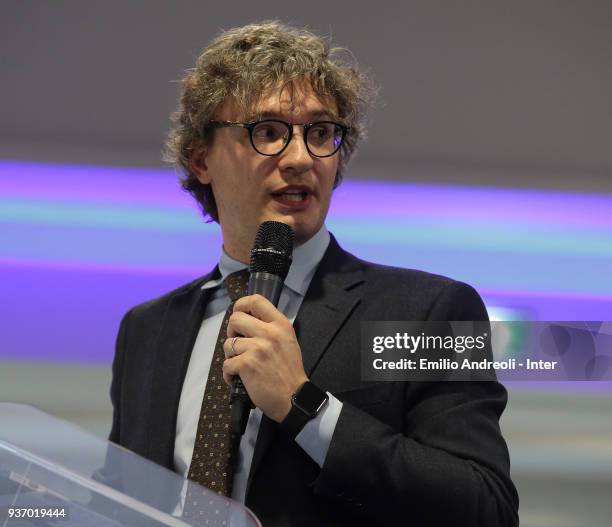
[294,382,328,418]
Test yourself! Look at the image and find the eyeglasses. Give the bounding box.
[207,119,350,158]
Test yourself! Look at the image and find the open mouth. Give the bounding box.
[270,189,313,210]
[272,190,308,202]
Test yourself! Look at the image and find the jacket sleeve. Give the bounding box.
[311,281,520,526]
[91,310,132,499]
[108,309,130,444]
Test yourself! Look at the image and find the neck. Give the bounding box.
[221,236,249,264]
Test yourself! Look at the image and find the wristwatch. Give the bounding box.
[280,381,329,439]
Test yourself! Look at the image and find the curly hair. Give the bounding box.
[164,21,375,222]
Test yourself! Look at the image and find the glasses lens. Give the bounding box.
[251,121,290,155]
[307,122,344,157]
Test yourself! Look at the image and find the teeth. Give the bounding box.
[279,192,304,201]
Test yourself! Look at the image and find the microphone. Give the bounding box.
[230,221,294,435]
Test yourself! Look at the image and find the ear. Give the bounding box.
[190,144,212,184]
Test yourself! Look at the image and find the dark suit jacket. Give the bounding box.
[109,234,519,526]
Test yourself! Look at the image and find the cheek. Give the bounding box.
[319,163,338,200]
[212,155,257,199]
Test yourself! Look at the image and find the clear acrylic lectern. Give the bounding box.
[0,403,260,526]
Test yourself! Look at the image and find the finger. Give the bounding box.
[223,336,247,359]
[233,294,284,323]
[223,355,244,382]
[222,355,241,385]
[222,367,234,386]
[224,336,238,359]
[224,335,266,360]
[227,310,268,339]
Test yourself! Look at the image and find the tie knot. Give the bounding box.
[224,269,249,301]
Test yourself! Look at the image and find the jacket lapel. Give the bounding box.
[147,267,220,469]
[246,236,364,494]
[294,248,364,376]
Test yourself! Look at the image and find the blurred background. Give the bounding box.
[1,1,611,525]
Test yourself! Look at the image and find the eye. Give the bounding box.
[310,123,332,139]
[252,121,286,141]
[308,122,340,147]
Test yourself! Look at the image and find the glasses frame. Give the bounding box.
[207,119,350,158]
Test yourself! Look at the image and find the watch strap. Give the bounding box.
[280,381,328,439]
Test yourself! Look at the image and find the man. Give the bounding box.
[109,21,519,526]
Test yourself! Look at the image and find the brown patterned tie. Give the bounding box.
[187,269,249,497]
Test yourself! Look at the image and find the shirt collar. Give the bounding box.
[201,225,330,296]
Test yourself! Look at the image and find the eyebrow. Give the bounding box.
[245,109,340,122]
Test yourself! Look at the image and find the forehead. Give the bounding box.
[219,78,339,121]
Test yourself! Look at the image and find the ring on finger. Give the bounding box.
[230,336,239,357]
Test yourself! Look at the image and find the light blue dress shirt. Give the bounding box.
[173,226,343,504]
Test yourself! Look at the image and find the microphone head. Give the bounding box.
[249,221,294,278]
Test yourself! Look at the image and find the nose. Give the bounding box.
[277,125,314,174]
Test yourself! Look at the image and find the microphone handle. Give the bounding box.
[230,272,285,434]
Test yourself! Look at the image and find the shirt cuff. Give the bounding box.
[294,392,343,467]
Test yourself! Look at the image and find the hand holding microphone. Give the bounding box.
[224,221,309,434]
